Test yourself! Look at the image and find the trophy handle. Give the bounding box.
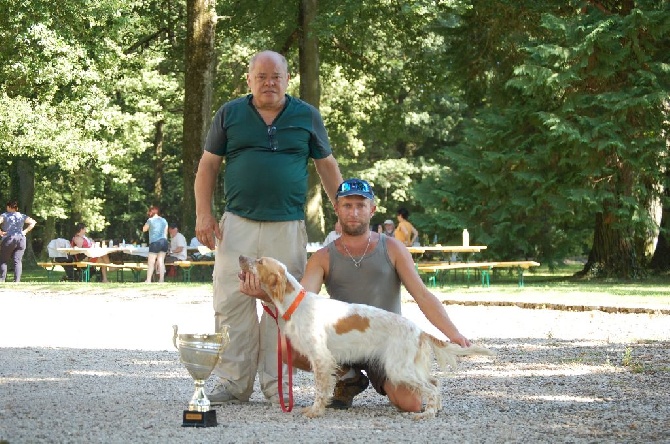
[172,325,179,350]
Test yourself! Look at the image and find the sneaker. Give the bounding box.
[208,384,248,405]
[326,370,369,409]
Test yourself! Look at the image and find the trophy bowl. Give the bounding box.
[173,324,230,427]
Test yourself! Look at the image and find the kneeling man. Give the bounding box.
[240,178,472,412]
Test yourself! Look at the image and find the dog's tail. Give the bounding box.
[423,332,494,372]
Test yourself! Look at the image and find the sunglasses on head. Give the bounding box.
[338,180,372,194]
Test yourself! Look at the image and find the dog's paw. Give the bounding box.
[410,405,439,420]
[302,405,325,418]
[411,409,437,420]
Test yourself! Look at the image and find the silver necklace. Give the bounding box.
[341,234,372,268]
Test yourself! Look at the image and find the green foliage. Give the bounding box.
[418,0,670,270]
[1,0,668,277]
[209,0,467,230]
[0,0,184,244]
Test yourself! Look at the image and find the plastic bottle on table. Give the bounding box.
[462,228,469,247]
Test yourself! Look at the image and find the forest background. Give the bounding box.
[0,0,668,279]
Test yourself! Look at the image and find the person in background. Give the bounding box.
[0,200,36,283]
[323,220,341,245]
[142,206,168,283]
[47,238,76,281]
[165,223,188,264]
[395,207,419,247]
[71,222,112,283]
[194,50,343,405]
[377,219,395,237]
[165,223,188,278]
[189,236,214,260]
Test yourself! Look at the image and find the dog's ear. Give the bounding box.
[268,271,286,304]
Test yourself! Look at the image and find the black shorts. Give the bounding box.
[352,362,387,396]
[148,238,168,253]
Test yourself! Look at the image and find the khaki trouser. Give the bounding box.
[212,212,307,400]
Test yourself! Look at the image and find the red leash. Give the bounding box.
[262,304,294,412]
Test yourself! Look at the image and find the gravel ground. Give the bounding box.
[0,286,669,444]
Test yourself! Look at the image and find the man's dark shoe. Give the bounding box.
[327,370,369,409]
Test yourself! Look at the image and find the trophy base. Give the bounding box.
[182,409,217,427]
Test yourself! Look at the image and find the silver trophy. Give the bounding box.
[173,324,230,427]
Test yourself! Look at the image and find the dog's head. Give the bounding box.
[239,255,294,305]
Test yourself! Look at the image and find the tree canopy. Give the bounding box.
[1,0,668,278]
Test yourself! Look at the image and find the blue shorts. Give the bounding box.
[148,238,168,253]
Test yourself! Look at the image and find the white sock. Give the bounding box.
[338,368,355,381]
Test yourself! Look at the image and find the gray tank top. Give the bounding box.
[325,234,401,314]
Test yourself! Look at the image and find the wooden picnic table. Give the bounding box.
[407,245,488,254]
[57,246,133,258]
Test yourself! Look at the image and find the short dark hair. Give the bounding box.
[74,222,86,233]
[397,207,410,220]
[169,223,179,229]
[5,200,18,211]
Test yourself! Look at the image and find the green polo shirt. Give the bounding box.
[204,95,332,221]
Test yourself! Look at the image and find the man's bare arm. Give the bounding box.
[388,238,471,347]
[314,155,343,208]
[194,151,223,249]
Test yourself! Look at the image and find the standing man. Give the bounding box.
[240,179,472,412]
[194,50,343,404]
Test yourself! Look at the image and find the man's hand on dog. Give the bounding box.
[238,271,272,303]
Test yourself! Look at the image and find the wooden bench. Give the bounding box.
[173,260,215,283]
[37,261,92,282]
[39,261,149,283]
[416,262,497,287]
[416,260,541,287]
[490,261,541,287]
[82,262,149,282]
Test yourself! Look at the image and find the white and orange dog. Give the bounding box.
[239,255,494,419]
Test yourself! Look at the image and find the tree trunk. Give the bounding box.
[299,0,326,242]
[41,216,57,260]
[182,0,216,235]
[17,158,37,267]
[578,211,642,279]
[650,179,670,271]
[153,119,164,203]
[71,170,85,227]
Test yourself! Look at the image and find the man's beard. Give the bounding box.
[341,221,368,236]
